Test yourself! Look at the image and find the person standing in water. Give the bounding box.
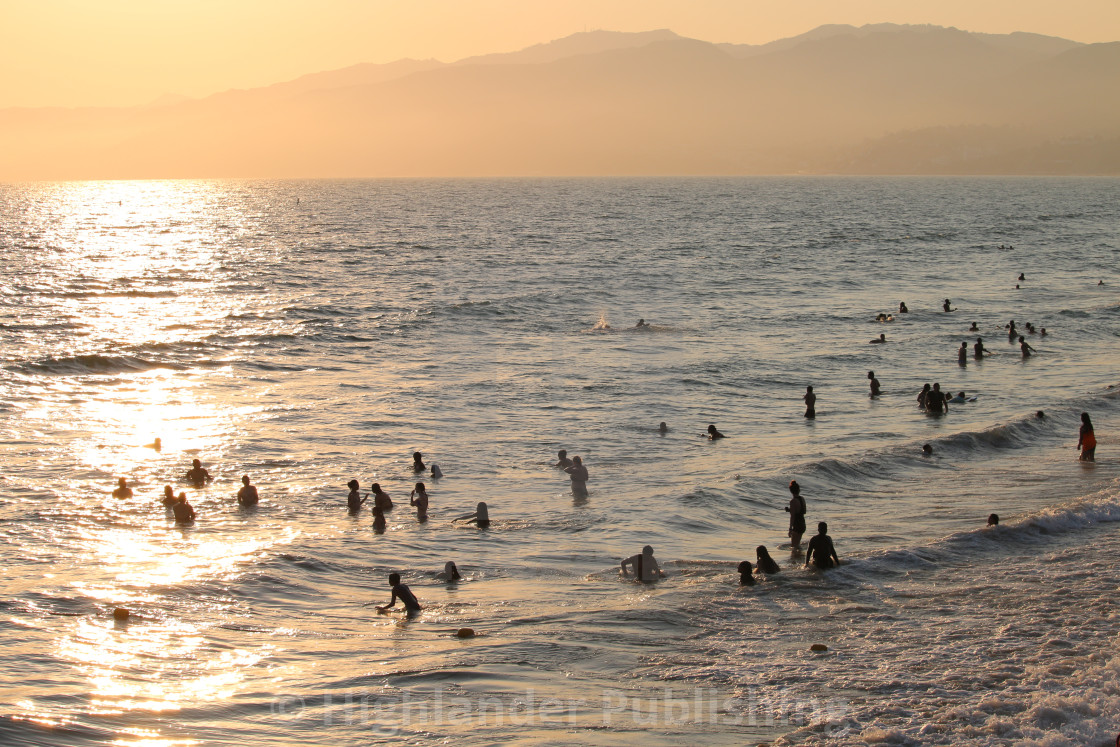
[112,478,133,499]
[804,386,816,418]
[237,475,259,506]
[370,483,393,511]
[943,299,953,312]
[868,371,881,397]
[786,480,807,551]
[412,452,426,472]
[926,383,949,414]
[565,455,589,498]
[958,342,968,366]
[805,522,840,569]
[172,493,196,524]
[376,572,421,614]
[185,459,212,487]
[917,383,931,410]
[554,450,572,468]
[371,505,387,533]
[974,337,989,359]
[1078,412,1096,462]
[620,545,663,582]
[410,482,429,521]
[1018,336,1036,358]
[161,485,177,507]
[346,479,367,512]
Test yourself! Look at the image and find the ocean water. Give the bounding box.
[0,176,1118,747]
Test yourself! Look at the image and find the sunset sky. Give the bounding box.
[2,0,1118,109]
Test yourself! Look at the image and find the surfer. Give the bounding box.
[370,483,393,511]
[376,572,421,614]
[185,459,212,487]
[804,386,816,418]
[805,522,840,569]
[346,479,366,512]
[237,475,259,506]
[172,493,196,524]
[1078,412,1096,462]
[786,480,807,550]
[621,545,663,582]
[1018,336,1035,358]
[868,371,881,397]
[974,337,989,359]
[555,450,572,468]
[870,333,886,344]
[565,455,589,498]
[412,452,426,472]
[707,424,725,440]
[455,501,490,528]
[755,546,780,574]
[737,561,756,586]
[112,477,133,499]
[410,482,429,521]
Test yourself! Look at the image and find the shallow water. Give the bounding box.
[1,177,1118,746]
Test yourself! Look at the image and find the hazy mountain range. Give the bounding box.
[2,23,1118,179]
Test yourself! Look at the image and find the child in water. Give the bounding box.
[376,572,421,614]
[737,561,756,586]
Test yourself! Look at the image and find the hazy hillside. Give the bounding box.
[1,24,1117,179]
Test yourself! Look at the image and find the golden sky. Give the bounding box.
[2,0,1118,108]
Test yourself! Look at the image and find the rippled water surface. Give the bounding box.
[1,177,1119,746]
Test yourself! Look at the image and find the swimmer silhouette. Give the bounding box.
[1018,336,1035,358]
[922,444,933,456]
[969,322,979,332]
[707,424,725,440]
[346,479,367,512]
[430,464,444,479]
[455,502,490,528]
[412,451,426,472]
[555,449,572,468]
[804,386,816,418]
[237,475,259,506]
[161,485,177,507]
[786,480,807,550]
[370,483,393,511]
[437,561,461,582]
[621,545,663,582]
[974,337,989,359]
[172,493,196,524]
[943,299,953,312]
[410,482,429,521]
[870,333,886,344]
[372,504,387,533]
[185,459,212,487]
[805,522,840,569]
[658,421,668,434]
[565,456,589,498]
[1078,412,1096,462]
[755,546,780,574]
[958,342,968,366]
[376,572,421,613]
[112,477,133,499]
[899,302,908,313]
[868,371,881,397]
[737,561,756,586]
[987,513,999,526]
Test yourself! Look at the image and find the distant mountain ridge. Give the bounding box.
[1,24,1117,178]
